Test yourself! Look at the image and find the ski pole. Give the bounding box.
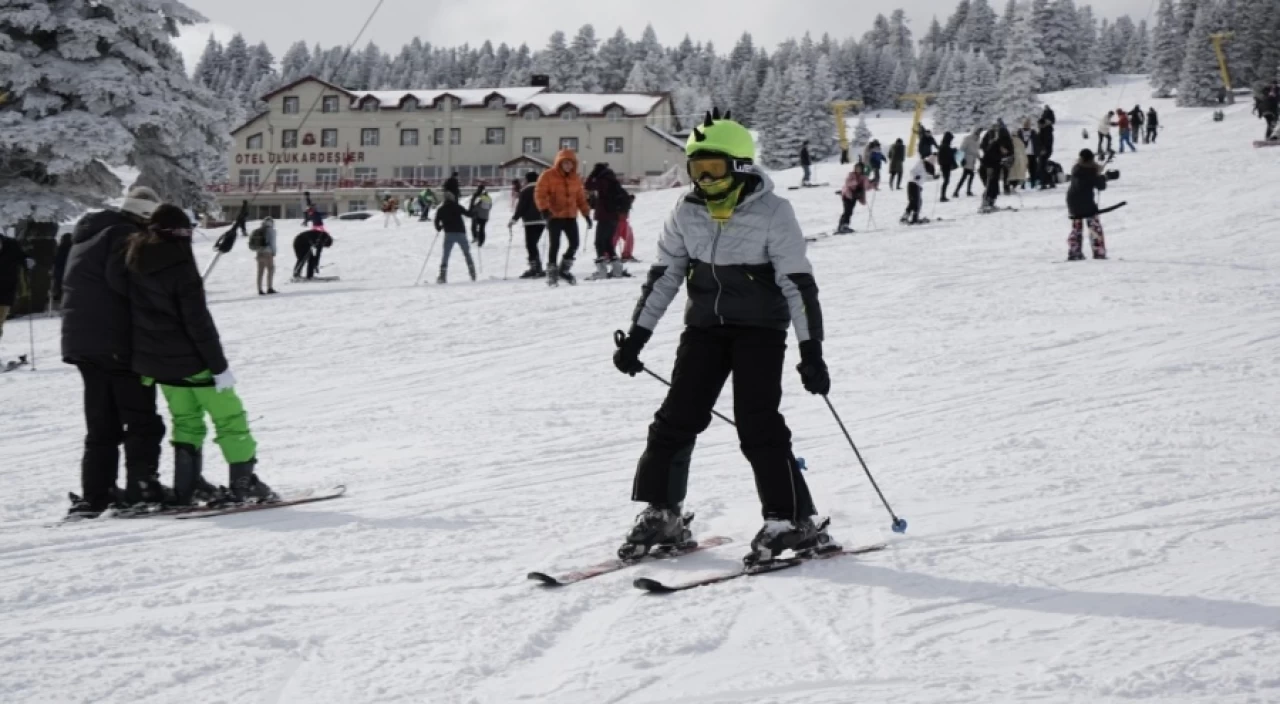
[414,231,441,286]
[503,222,515,280]
[614,330,735,428]
[23,269,35,370]
[822,395,906,533]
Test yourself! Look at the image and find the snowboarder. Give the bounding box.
[510,171,546,279]
[433,192,476,283]
[0,231,31,351]
[534,148,592,286]
[292,227,332,280]
[587,165,632,280]
[123,204,276,505]
[902,155,939,224]
[60,187,171,518]
[612,109,836,566]
[838,161,874,233]
[937,132,957,202]
[799,140,812,186]
[887,138,906,190]
[1146,107,1159,144]
[247,217,278,295]
[468,184,492,247]
[955,127,981,198]
[1066,149,1110,261]
[1260,86,1279,142]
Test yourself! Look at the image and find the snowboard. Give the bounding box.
[634,543,888,593]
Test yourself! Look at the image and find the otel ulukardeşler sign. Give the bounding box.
[235,150,367,165]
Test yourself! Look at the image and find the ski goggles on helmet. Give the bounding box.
[686,154,752,183]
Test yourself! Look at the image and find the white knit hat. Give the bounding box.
[119,187,161,219]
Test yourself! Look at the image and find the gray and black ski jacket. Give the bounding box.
[631,169,823,343]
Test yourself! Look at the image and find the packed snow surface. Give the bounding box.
[3,77,1279,703]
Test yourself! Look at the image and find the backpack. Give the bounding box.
[248,227,267,251]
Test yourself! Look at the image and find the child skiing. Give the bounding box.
[123,205,275,506]
[837,161,874,233]
[587,165,632,279]
[1066,149,1110,261]
[612,109,836,567]
[509,171,546,279]
[902,155,940,225]
[469,184,492,247]
[433,192,476,283]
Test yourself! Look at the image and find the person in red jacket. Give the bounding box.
[1116,108,1136,153]
[533,149,592,286]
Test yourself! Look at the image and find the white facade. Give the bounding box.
[218,76,685,219]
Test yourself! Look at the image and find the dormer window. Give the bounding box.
[560,106,578,120]
[522,107,541,121]
[606,106,624,122]
[402,97,418,112]
[436,96,459,111]
[361,97,379,112]
[487,96,506,109]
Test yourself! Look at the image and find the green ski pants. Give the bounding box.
[157,371,257,464]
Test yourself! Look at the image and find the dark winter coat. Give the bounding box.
[434,198,470,233]
[918,128,938,159]
[60,211,142,370]
[0,234,29,307]
[1147,109,1159,127]
[1129,108,1144,128]
[125,234,228,382]
[888,142,906,171]
[1041,105,1057,125]
[938,133,958,170]
[1263,92,1280,118]
[1037,123,1056,157]
[590,169,633,221]
[293,230,332,257]
[1066,163,1108,219]
[52,234,72,301]
[443,175,461,201]
[799,146,811,167]
[511,183,542,224]
[981,128,1014,168]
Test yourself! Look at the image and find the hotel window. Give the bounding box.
[522,137,542,154]
[433,128,444,145]
[560,107,578,120]
[485,128,505,145]
[315,168,338,187]
[283,96,300,114]
[276,169,299,188]
[522,107,540,121]
[401,129,419,147]
[238,169,260,188]
[282,130,298,148]
[361,128,380,147]
[353,167,378,184]
[487,96,506,109]
[362,99,379,112]
[606,107,623,122]
[450,128,461,145]
[348,200,367,213]
[402,97,418,112]
[321,129,338,148]
[246,133,263,150]
[605,137,624,154]
[559,137,579,151]
[322,96,340,113]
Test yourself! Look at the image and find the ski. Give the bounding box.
[633,543,888,594]
[1254,140,1280,148]
[1066,201,1127,218]
[804,231,831,242]
[528,535,734,587]
[291,276,340,283]
[2,355,29,373]
[175,485,347,519]
[788,183,831,190]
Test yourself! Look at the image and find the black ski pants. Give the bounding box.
[471,218,488,246]
[631,326,817,521]
[889,169,903,190]
[982,165,1002,206]
[76,363,165,501]
[940,165,953,197]
[954,168,975,196]
[293,243,320,279]
[523,224,546,265]
[594,217,619,259]
[906,182,923,222]
[839,196,857,228]
[547,218,579,264]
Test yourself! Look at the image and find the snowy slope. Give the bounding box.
[3,78,1280,703]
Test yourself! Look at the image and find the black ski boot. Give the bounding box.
[519,260,544,279]
[121,471,175,512]
[437,269,447,284]
[744,516,840,567]
[228,460,279,504]
[172,443,222,506]
[65,491,117,521]
[618,504,694,560]
[558,257,577,285]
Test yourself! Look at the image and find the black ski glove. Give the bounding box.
[613,327,651,377]
[796,340,831,395]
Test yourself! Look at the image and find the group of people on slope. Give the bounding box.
[59,187,275,519]
[1095,105,1159,158]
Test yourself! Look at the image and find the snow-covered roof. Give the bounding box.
[515,93,666,117]
[645,125,685,150]
[351,87,547,109]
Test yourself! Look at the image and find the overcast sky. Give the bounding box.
[176,0,1153,72]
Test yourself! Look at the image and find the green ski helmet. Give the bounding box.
[686,108,755,161]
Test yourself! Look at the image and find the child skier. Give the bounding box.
[509,171,546,279]
[902,155,940,225]
[123,205,276,506]
[837,161,874,234]
[612,109,836,566]
[433,192,476,283]
[469,184,492,246]
[1066,149,1109,261]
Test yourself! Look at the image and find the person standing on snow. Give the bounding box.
[902,155,940,225]
[59,187,172,518]
[1146,107,1159,143]
[534,149,592,286]
[122,205,276,506]
[381,195,401,228]
[1116,108,1135,153]
[0,232,32,350]
[980,120,1014,211]
[468,184,492,247]
[510,171,546,279]
[1260,86,1279,142]
[587,166,632,280]
[247,217,278,295]
[954,127,981,198]
[612,109,837,566]
[799,140,812,186]
[1129,106,1145,144]
[887,138,906,190]
[1018,119,1039,189]
[417,187,438,222]
[837,161,874,233]
[1037,117,1056,189]
[917,126,938,159]
[433,192,476,284]
[864,140,886,185]
[1040,104,1057,127]
[1066,149,1110,261]
[443,172,461,202]
[937,131,957,202]
[1097,111,1115,157]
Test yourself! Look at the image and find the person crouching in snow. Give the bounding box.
[902,155,939,225]
[1066,149,1110,261]
[837,161,874,234]
[433,192,476,284]
[612,108,837,567]
[122,205,276,506]
[292,227,332,280]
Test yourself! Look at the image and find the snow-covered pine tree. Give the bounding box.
[922,17,946,51]
[633,24,663,68]
[1110,16,1137,74]
[568,25,602,92]
[708,60,735,115]
[730,64,761,124]
[193,36,226,91]
[729,32,755,73]
[852,114,874,156]
[991,0,1018,67]
[0,0,224,313]
[830,39,864,102]
[596,29,631,92]
[946,0,973,46]
[927,46,954,94]
[280,41,311,83]
[1150,0,1183,96]
[966,51,1000,127]
[754,67,786,167]
[1075,5,1104,87]
[222,33,250,94]
[775,62,814,167]
[965,0,1000,56]
[865,14,893,51]
[1237,0,1280,89]
[1040,0,1080,91]
[808,55,839,160]
[888,54,909,105]
[905,66,923,96]
[936,49,971,132]
[888,10,915,64]
[996,2,1046,125]
[1177,0,1227,105]
[1122,20,1152,74]
[534,31,573,91]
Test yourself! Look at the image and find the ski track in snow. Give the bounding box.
[3,77,1280,702]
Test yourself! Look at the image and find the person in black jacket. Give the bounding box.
[979,120,1014,211]
[1066,149,1109,261]
[433,192,476,283]
[509,171,545,279]
[60,187,169,517]
[937,132,957,202]
[587,166,633,280]
[443,172,461,201]
[1146,107,1159,143]
[124,205,275,505]
[799,141,812,186]
[887,139,906,189]
[1041,104,1056,126]
[0,232,32,354]
[292,228,333,280]
[1037,118,1056,189]
[918,125,938,159]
